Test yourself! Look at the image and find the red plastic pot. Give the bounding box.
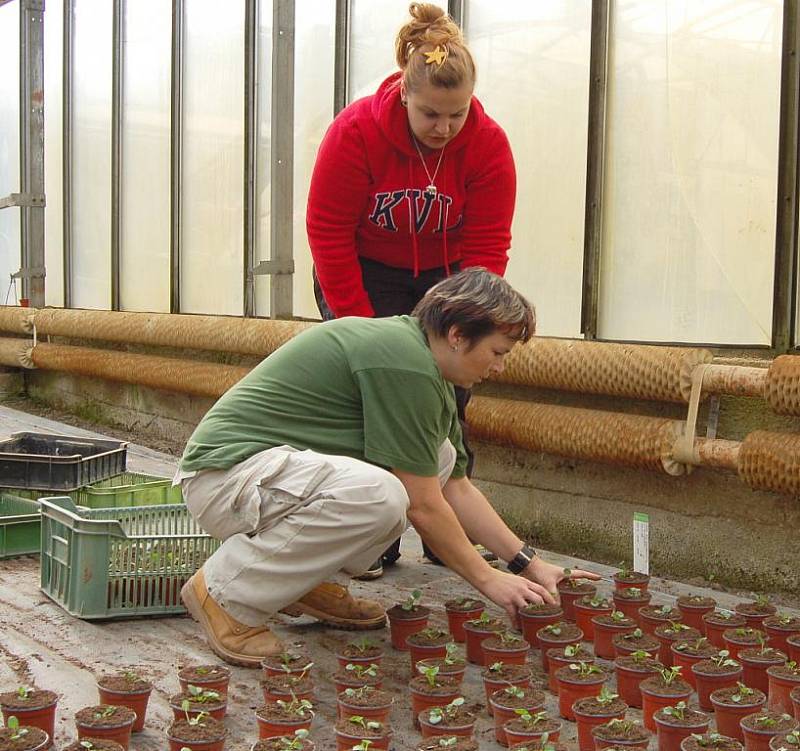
[410,687,460,729]
[613,632,661,658]
[490,689,546,746]
[740,649,787,694]
[769,734,800,751]
[408,640,449,670]
[463,620,504,665]
[334,726,391,751]
[655,626,702,667]
[76,716,136,750]
[711,692,767,741]
[555,667,607,721]
[519,607,564,648]
[446,602,485,643]
[167,737,225,751]
[417,657,466,686]
[704,614,748,649]
[573,705,626,751]
[548,648,595,693]
[767,666,800,714]
[654,712,711,751]
[482,637,531,667]
[177,668,230,695]
[763,617,800,656]
[672,644,719,690]
[481,668,532,715]
[169,697,227,722]
[97,685,151,733]
[502,719,562,749]
[736,604,778,632]
[640,682,692,733]
[740,714,798,751]
[262,685,314,705]
[256,712,312,740]
[418,711,475,739]
[612,592,652,628]
[538,624,584,671]
[677,598,717,634]
[388,613,429,651]
[692,662,744,711]
[593,616,637,660]
[557,581,598,622]
[787,636,800,664]
[613,572,650,594]
[575,600,613,643]
[614,658,661,709]
[336,694,392,724]
[334,649,384,670]
[640,607,683,637]
[593,733,651,751]
[0,697,58,741]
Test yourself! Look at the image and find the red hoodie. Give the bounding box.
[307,72,516,318]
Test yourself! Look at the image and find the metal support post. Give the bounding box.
[19,0,46,307]
[243,0,257,316]
[333,0,349,115]
[269,0,295,319]
[170,0,184,313]
[63,0,74,306]
[111,0,123,310]
[447,0,463,27]
[580,0,610,340]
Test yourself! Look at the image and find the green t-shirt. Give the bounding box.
[180,315,468,478]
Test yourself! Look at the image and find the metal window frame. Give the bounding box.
[243,0,257,316]
[110,0,123,311]
[62,0,74,307]
[169,0,183,313]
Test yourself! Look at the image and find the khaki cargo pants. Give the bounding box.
[178,442,456,626]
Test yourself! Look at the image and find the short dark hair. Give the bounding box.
[412,267,536,345]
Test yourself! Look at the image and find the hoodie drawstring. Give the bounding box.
[441,162,450,276]
[408,158,420,278]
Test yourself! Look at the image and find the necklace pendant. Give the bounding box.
[425,184,438,198]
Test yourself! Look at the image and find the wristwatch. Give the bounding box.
[507,543,537,575]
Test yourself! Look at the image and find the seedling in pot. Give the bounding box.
[503,685,526,700]
[349,637,378,654]
[538,732,559,751]
[15,687,34,701]
[730,682,755,703]
[564,645,582,657]
[181,701,210,726]
[93,706,119,720]
[277,729,310,750]
[514,709,549,727]
[542,623,564,636]
[427,697,465,724]
[610,611,628,623]
[345,663,379,679]
[606,719,639,733]
[569,661,603,677]
[664,621,692,634]
[443,643,460,665]
[351,741,373,751]
[595,686,619,705]
[753,714,793,729]
[661,701,688,721]
[417,664,441,688]
[472,611,493,626]
[276,696,314,719]
[659,666,683,685]
[4,716,28,741]
[434,739,458,748]
[629,649,654,662]
[708,650,739,669]
[496,631,525,646]
[344,715,382,731]
[690,733,731,747]
[278,652,313,673]
[186,685,221,703]
[401,590,423,612]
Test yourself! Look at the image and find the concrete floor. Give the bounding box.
[0,405,796,751]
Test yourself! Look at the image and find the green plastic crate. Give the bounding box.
[39,496,219,620]
[5,472,183,508]
[0,494,40,559]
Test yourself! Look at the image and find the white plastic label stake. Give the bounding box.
[633,512,650,575]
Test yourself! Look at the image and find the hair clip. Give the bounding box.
[424,45,446,66]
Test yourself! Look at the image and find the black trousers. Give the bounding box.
[313,258,474,564]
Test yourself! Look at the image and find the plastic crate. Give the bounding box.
[0,494,40,559]
[6,472,183,508]
[0,432,127,491]
[39,496,219,619]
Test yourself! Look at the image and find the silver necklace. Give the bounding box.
[411,134,446,198]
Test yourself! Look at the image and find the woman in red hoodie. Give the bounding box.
[306,2,516,573]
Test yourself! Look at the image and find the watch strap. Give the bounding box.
[507,543,537,574]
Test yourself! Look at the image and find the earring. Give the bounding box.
[451,344,458,352]
[401,99,408,108]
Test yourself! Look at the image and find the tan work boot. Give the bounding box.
[281,582,386,629]
[181,568,283,667]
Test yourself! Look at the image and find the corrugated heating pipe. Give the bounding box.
[4,335,800,495]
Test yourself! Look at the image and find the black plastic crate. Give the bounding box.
[0,432,127,491]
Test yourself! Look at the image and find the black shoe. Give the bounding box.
[354,559,383,581]
[423,543,497,566]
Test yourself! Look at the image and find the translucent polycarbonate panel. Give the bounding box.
[292,0,335,319]
[72,0,112,309]
[0,2,21,305]
[467,1,591,338]
[599,0,782,345]
[44,0,64,306]
[120,0,171,312]
[348,0,408,100]
[253,0,272,317]
[181,0,245,315]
